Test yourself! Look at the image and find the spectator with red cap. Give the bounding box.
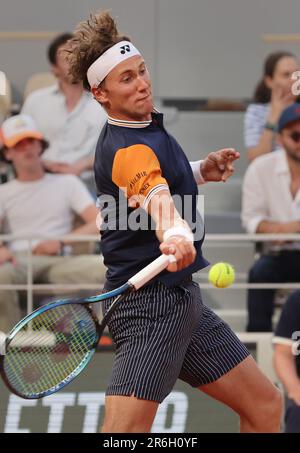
[0,114,105,333]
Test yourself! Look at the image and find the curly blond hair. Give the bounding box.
[66,10,130,90]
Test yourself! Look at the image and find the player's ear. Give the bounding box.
[91,85,109,107]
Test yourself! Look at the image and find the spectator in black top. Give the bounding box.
[273,290,300,432]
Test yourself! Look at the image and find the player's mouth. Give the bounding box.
[136,94,151,103]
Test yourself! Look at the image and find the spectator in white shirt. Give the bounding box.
[242,103,300,331]
[22,33,107,191]
[0,114,105,333]
[244,51,299,162]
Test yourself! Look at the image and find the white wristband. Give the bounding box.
[189,160,205,185]
[163,226,194,243]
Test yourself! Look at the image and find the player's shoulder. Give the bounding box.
[97,122,160,164]
[98,124,131,155]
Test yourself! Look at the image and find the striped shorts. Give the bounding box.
[102,280,250,403]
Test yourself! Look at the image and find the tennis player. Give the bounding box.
[67,11,282,432]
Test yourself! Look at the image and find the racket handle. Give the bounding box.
[129,254,176,290]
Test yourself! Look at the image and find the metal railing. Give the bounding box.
[0,234,102,315]
[1,232,296,382]
[1,232,300,315]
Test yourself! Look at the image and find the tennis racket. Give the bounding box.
[0,253,175,399]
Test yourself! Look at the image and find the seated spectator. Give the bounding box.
[244,51,299,162]
[22,33,107,191]
[242,103,300,332]
[0,114,105,333]
[273,290,300,433]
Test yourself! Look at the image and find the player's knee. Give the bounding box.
[262,387,283,430]
[265,385,282,411]
[246,386,283,431]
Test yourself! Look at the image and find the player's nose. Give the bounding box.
[136,76,149,91]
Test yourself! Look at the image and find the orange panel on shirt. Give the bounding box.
[112,144,168,200]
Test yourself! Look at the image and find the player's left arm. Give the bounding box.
[190,148,240,184]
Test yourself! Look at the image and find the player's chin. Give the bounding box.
[136,97,153,113]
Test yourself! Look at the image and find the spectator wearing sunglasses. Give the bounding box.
[242,103,300,332]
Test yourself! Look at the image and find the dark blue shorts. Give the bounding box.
[102,280,250,403]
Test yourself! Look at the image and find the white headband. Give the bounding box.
[87,40,141,88]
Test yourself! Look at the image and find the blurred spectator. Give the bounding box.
[244,51,299,162]
[242,103,300,332]
[0,114,105,333]
[22,33,107,191]
[273,290,300,433]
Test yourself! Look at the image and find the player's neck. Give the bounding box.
[107,109,152,123]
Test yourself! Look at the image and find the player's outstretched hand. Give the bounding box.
[160,236,196,272]
[201,148,240,182]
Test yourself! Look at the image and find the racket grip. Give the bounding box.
[129,254,176,290]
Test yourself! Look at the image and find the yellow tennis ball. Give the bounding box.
[208,262,235,288]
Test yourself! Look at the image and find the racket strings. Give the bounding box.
[3,304,98,398]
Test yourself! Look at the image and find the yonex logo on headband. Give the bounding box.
[87,40,141,88]
[120,44,131,54]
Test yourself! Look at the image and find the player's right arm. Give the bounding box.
[147,189,196,272]
[111,144,196,272]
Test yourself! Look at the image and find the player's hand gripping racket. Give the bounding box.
[0,254,175,399]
